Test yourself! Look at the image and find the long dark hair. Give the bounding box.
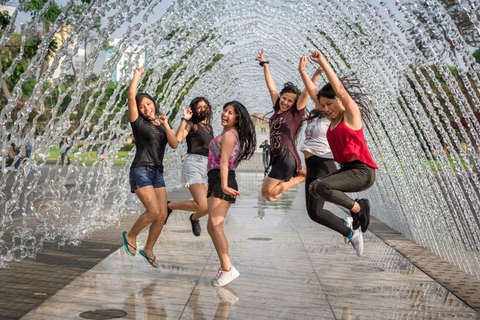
[224,101,256,166]
[189,96,212,124]
[317,74,372,122]
[135,93,162,121]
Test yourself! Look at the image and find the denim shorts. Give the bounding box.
[179,154,208,187]
[129,166,166,193]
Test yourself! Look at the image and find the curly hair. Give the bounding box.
[189,97,212,124]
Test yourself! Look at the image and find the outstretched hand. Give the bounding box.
[222,186,241,198]
[133,67,145,77]
[309,51,326,64]
[255,48,266,63]
[298,56,307,71]
[182,107,193,120]
[158,115,169,127]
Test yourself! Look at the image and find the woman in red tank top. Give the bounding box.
[299,51,377,256]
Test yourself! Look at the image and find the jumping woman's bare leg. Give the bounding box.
[190,183,209,220]
[207,196,232,271]
[167,183,208,219]
[350,201,360,213]
[261,173,306,202]
[141,187,168,266]
[125,186,167,258]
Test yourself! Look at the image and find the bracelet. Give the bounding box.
[181,117,188,122]
[259,60,269,66]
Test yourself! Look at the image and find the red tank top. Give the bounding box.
[327,121,378,169]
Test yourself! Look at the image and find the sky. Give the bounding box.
[2,0,175,38]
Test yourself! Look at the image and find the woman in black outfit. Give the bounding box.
[122,67,178,268]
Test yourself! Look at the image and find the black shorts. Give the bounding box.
[207,169,238,204]
[268,150,296,181]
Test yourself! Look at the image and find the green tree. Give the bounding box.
[23,0,62,84]
[473,48,480,64]
[0,33,40,105]
[0,1,62,105]
[66,0,106,126]
[0,9,10,30]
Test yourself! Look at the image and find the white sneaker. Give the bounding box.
[213,267,222,280]
[211,266,240,287]
[215,287,240,305]
[349,229,364,256]
[344,217,353,244]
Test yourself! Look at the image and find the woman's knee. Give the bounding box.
[309,179,330,198]
[196,201,208,213]
[207,219,223,236]
[145,207,164,221]
[261,184,280,202]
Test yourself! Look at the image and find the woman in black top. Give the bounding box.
[167,97,214,236]
[122,67,178,268]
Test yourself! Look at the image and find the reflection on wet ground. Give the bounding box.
[21,172,480,319]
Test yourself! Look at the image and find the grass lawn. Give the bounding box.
[45,148,131,166]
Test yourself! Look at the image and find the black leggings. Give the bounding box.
[309,160,376,210]
[305,156,351,237]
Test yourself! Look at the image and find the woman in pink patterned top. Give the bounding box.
[207,101,256,287]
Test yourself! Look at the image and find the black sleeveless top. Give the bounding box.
[130,116,170,171]
[185,122,214,157]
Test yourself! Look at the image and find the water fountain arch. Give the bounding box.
[1,0,479,279]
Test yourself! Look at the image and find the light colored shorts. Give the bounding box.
[179,154,208,188]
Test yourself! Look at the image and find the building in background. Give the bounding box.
[251,113,269,147]
[106,38,146,83]
[0,5,15,16]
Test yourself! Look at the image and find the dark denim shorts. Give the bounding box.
[129,166,166,193]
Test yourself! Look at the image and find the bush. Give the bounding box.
[120,143,135,152]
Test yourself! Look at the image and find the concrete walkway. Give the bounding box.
[3,172,480,319]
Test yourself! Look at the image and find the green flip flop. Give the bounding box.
[122,231,136,256]
[139,250,159,268]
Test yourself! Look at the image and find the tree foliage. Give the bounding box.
[0,9,10,30]
[474,48,480,64]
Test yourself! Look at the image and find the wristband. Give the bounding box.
[181,117,188,122]
[259,61,269,66]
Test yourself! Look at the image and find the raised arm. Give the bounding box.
[256,49,279,107]
[174,107,193,142]
[298,56,329,107]
[127,67,144,123]
[310,51,362,128]
[159,115,179,149]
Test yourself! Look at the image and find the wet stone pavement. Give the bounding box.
[5,172,480,319]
